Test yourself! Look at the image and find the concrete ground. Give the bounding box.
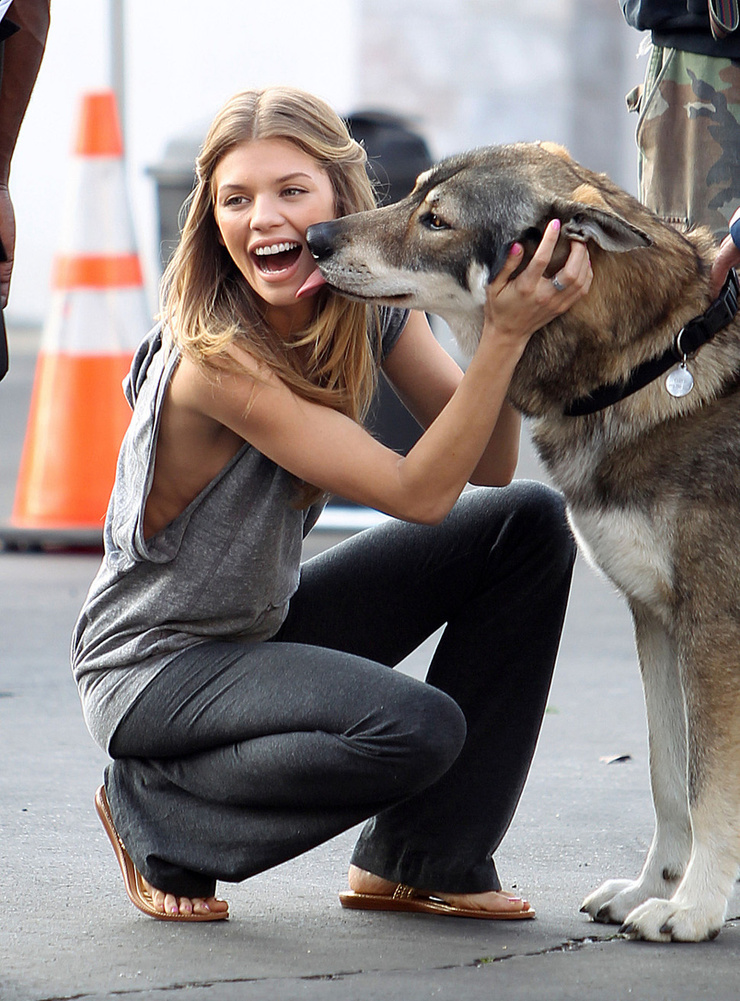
[0,325,737,1000]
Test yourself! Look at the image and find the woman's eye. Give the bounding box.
[283,187,307,197]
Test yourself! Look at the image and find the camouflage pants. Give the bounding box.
[630,45,740,240]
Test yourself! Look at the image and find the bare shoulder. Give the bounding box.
[172,343,282,425]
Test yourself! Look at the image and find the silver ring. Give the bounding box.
[551,276,567,292]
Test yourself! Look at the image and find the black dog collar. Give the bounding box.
[564,268,740,417]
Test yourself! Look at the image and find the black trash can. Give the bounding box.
[345,111,434,458]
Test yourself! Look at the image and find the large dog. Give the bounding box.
[304,143,740,943]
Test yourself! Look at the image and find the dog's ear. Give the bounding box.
[555,190,652,252]
[503,187,652,281]
[561,206,652,251]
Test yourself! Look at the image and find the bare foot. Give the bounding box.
[143,878,229,918]
[347,864,531,915]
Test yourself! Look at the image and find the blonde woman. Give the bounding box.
[72,87,590,922]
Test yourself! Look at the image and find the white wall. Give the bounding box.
[356,0,641,185]
[8,0,361,325]
[8,0,643,328]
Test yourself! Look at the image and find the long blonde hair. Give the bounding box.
[161,87,380,438]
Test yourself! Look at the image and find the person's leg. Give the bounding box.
[636,46,740,240]
[279,483,575,894]
[105,481,572,913]
[106,640,466,900]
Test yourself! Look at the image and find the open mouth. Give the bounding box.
[253,241,302,274]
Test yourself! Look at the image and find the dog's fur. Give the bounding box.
[306,143,740,942]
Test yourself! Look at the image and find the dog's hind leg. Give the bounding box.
[618,625,740,942]
[581,605,693,924]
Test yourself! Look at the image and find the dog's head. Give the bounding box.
[305,142,722,417]
[305,142,653,353]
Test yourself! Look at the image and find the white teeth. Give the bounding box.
[254,242,300,256]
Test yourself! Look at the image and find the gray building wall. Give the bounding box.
[355,0,642,194]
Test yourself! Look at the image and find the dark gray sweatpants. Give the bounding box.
[106,483,576,899]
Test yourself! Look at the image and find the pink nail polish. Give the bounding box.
[552,219,561,232]
[510,242,523,256]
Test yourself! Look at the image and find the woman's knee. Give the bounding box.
[370,681,466,796]
[401,685,467,787]
[491,480,576,575]
[530,483,575,579]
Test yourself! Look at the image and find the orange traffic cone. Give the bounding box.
[2,91,150,550]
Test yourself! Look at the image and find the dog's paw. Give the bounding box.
[619,897,726,942]
[580,878,666,924]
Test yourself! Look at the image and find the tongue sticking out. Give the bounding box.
[296,266,327,299]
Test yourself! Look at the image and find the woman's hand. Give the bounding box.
[710,232,740,299]
[482,219,592,346]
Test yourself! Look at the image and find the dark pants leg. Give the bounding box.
[107,483,574,898]
[280,483,576,892]
[107,644,465,898]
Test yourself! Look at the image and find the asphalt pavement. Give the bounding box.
[0,323,737,1001]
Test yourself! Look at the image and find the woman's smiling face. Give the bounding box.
[213,138,337,330]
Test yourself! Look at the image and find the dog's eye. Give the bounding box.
[422,212,451,231]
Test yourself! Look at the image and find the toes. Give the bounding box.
[150,888,167,912]
[142,880,228,918]
[490,891,531,914]
[500,896,528,912]
[503,892,532,912]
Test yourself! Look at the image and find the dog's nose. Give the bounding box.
[306,222,336,262]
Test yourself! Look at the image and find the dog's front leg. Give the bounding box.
[619,632,740,942]
[581,606,692,924]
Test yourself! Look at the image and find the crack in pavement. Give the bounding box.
[477,931,622,964]
[30,933,623,1001]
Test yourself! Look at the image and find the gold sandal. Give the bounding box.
[339,883,535,920]
[94,785,228,922]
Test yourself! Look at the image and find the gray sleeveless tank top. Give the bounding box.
[71,309,408,750]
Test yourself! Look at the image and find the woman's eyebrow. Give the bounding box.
[276,172,313,183]
[217,172,314,195]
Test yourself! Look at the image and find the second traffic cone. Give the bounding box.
[3,91,151,549]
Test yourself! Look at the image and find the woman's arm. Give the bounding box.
[0,0,50,306]
[381,311,523,487]
[183,222,590,524]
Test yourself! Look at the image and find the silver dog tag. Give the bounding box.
[665,363,694,398]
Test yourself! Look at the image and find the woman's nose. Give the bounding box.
[250,194,282,229]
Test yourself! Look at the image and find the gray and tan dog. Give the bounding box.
[305,143,740,942]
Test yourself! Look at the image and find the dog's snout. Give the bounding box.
[306,222,337,262]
